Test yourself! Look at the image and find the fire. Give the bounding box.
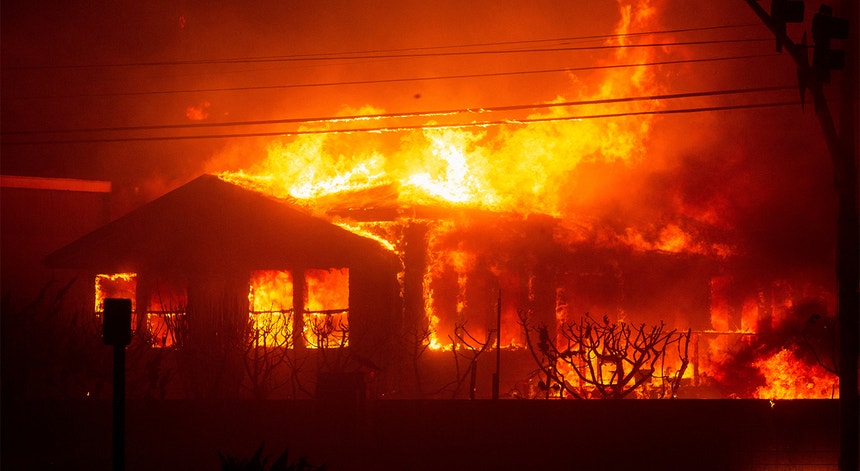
[249,270,294,313]
[753,347,838,399]
[247,268,350,348]
[219,9,666,215]
[203,0,835,400]
[95,273,136,312]
[95,273,192,347]
[217,0,677,360]
[219,1,666,218]
[403,129,495,206]
[305,268,350,348]
[146,279,188,348]
[249,270,294,347]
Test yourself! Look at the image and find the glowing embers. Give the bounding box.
[248,268,350,348]
[305,268,349,349]
[249,270,294,348]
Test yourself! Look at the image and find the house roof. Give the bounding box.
[44,174,394,274]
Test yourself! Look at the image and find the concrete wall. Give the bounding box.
[2,399,839,470]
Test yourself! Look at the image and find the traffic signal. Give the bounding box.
[770,0,804,52]
[103,298,132,346]
[811,4,849,82]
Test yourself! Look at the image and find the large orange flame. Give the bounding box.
[754,347,838,399]
[219,2,665,217]
[196,1,833,399]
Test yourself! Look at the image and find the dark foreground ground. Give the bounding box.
[2,399,840,470]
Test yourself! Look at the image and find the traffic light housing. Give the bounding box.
[103,298,132,346]
[770,0,805,52]
[812,4,849,82]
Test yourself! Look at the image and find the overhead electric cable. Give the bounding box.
[1,85,795,136]
[19,53,775,100]
[239,23,763,58]
[7,37,771,71]
[192,23,763,62]
[1,99,803,146]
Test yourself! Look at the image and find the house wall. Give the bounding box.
[1,176,111,310]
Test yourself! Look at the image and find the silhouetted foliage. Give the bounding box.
[447,321,495,399]
[802,313,839,375]
[519,310,690,399]
[1,278,174,400]
[219,442,326,471]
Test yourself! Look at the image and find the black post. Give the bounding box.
[492,290,501,400]
[112,344,126,471]
[836,3,858,470]
[103,298,131,471]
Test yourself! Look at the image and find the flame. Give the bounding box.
[304,268,349,348]
[621,224,733,257]
[246,269,350,348]
[146,280,187,348]
[334,221,399,252]
[423,223,464,351]
[220,2,668,349]
[218,2,665,216]
[210,1,831,398]
[95,273,136,312]
[249,270,294,313]
[218,1,673,223]
[249,270,294,347]
[403,129,495,206]
[753,347,839,399]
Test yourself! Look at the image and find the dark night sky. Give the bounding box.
[0,0,843,286]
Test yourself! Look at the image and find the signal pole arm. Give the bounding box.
[742,0,841,164]
[741,1,858,470]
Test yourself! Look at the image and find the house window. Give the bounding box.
[95,273,137,313]
[249,270,294,348]
[145,279,187,348]
[304,268,349,349]
[247,268,350,349]
[94,273,187,348]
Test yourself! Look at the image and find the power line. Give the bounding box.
[15,53,776,100]
[2,85,795,137]
[233,23,762,60]
[1,98,801,146]
[7,36,771,71]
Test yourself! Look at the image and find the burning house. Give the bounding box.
[44,175,402,398]
[32,0,839,402]
[44,172,742,400]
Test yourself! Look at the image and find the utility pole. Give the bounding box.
[741,1,858,470]
[836,1,859,469]
[103,298,132,471]
[492,290,501,400]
